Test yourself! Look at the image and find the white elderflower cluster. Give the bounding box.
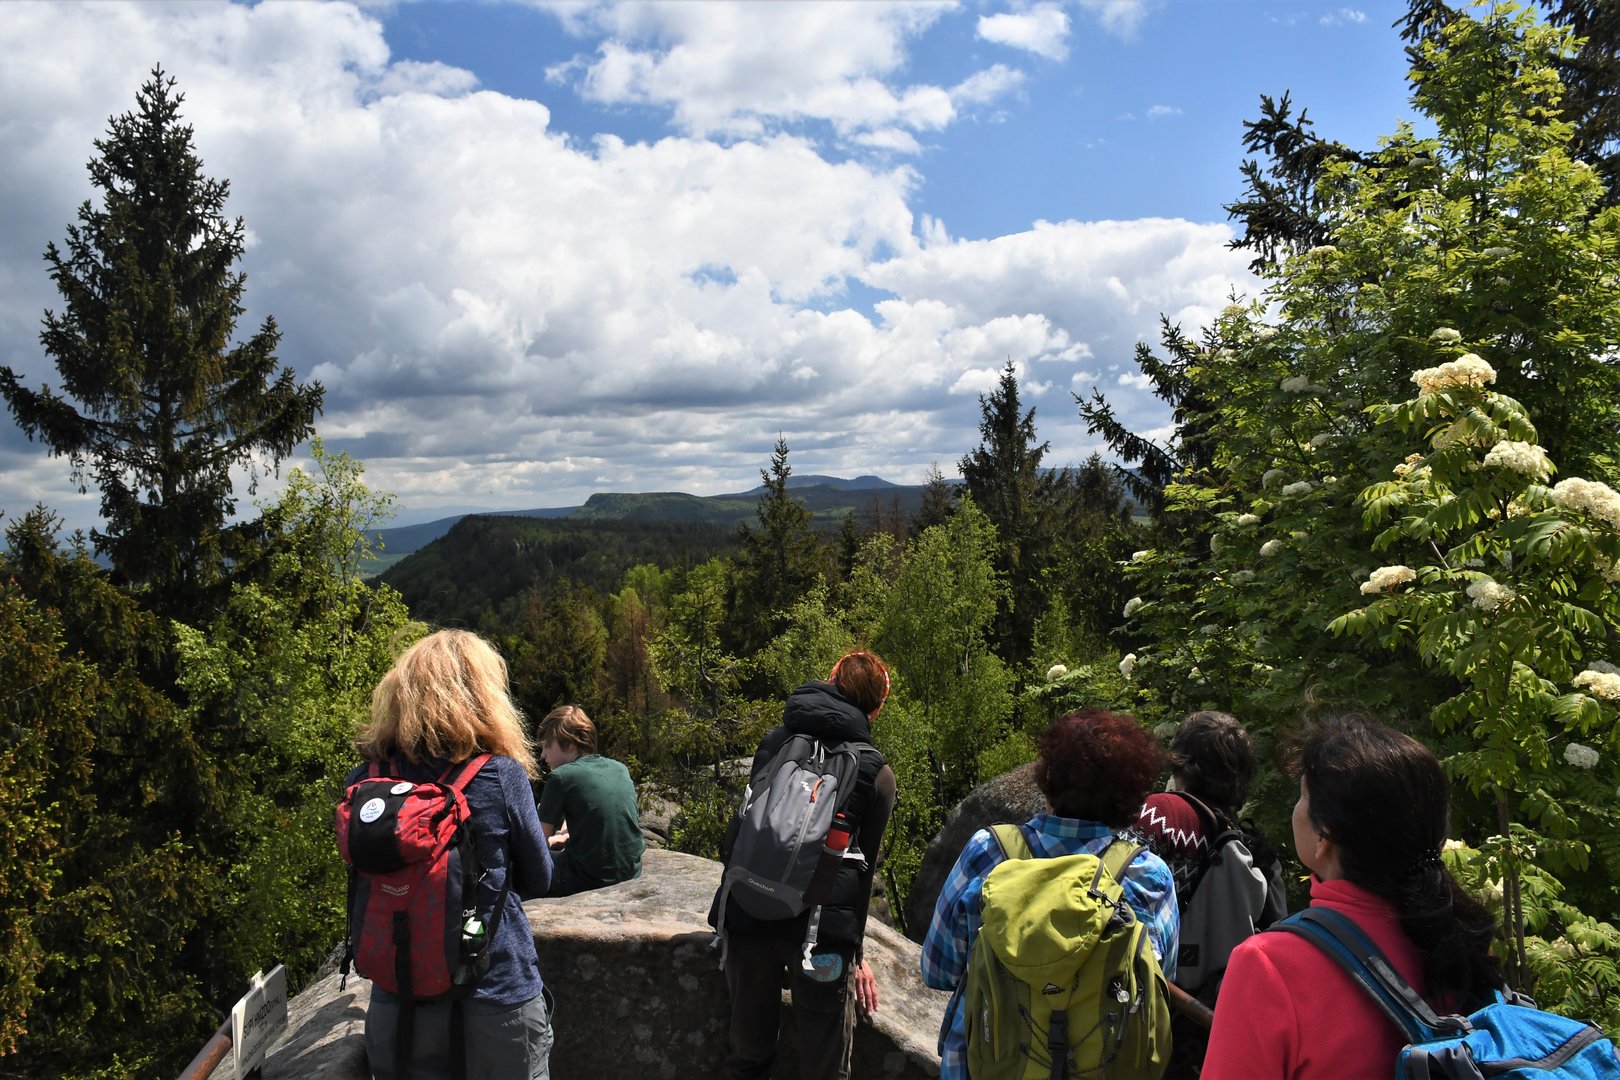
[1263,468,1287,487]
[1256,326,1279,340]
[1046,664,1068,681]
[1236,513,1261,526]
[1573,668,1620,702]
[1411,353,1497,395]
[1222,303,1247,318]
[1442,838,1467,853]
[1305,245,1338,258]
[1429,327,1462,343]
[1229,570,1256,584]
[1131,549,1153,563]
[1216,348,1236,359]
[1280,481,1314,497]
[1211,534,1223,554]
[1482,440,1552,480]
[1480,246,1513,259]
[1308,432,1334,449]
[1563,742,1600,769]
[1152,721,1178,740]
[1592,555,1620,584]
[1260,539,1284,557]
[1280,375,1328,394]
[1361,565,1417,594]
[1466,577,1517,611]
[1551,478,1620,531]
[1123,596,1145,618]
[1393,453,1429,478]
[1119,653,1137,679]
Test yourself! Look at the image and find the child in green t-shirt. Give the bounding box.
[536,706,644,896]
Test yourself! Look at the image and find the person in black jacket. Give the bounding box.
[713,650,898,1080]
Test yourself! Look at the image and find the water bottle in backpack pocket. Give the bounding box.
[711,732,872,971]
[335,754,509,1000]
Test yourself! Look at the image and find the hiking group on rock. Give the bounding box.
[337,630,1617,1080]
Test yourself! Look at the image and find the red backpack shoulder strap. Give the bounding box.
[442,753,493,792]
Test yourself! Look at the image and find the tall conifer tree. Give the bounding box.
[0,68,322,622]
[959,362,1067,667]
[727,436,823,655]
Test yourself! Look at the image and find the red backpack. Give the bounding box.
[336,755,508,1007]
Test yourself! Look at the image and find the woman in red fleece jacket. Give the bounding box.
[1203,713,1501,1079]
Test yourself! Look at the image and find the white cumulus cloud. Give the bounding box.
[978,4,1071,60]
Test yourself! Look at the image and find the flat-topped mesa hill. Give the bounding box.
[230,848,944,1079]
[370,474,922,559]
[369,475,930,623]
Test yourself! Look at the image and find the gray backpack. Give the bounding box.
[1171,792,1287,1006]
[712,732,871,970]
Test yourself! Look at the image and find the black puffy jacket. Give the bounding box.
[710,680,896,952]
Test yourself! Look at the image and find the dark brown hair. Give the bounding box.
[1170,710,1256,812]
[1036,709,1163,827]
[1292,712,1501,1009]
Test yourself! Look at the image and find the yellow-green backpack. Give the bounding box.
[963,825,1172,1080]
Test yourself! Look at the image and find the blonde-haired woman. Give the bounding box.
[349,630,554,1079]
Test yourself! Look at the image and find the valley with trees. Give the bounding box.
[2,3,1618,1076]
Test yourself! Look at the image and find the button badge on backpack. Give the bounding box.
[390,782,414,795]
[359,797,387,823]
[806,953,845,983]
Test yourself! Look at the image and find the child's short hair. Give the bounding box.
[1170,710,1255,811]
[537,705,598,755]
[828,650,890,716]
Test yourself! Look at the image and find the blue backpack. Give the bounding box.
[1275,908,1620,1079]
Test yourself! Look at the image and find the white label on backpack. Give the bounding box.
[390,782,413,795]
[359,797,387,823]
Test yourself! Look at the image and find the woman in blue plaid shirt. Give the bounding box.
[919,709,1180,1080]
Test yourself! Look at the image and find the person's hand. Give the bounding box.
[548,826,569,850]
[852,960,879,1018]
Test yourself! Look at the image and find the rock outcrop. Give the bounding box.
[901,762,1046,941]
[228,848,945,1078]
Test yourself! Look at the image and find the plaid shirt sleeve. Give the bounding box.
[919,827,1007,992]
[1120,846,1181,982]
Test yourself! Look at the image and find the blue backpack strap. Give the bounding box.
[1271,908,1458,1043]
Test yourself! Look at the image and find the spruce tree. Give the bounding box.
[0,68,322,622]
[726,436,823,655]
[959,361,1066,667]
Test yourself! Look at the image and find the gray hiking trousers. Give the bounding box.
[365,989,553,1079]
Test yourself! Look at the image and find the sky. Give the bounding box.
[0,0,1418,531]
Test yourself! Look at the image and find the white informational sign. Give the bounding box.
[231,965,289,1076]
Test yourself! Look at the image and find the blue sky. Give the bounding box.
[0,1,1417,529]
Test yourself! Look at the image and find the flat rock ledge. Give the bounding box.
[230,848,945,1078]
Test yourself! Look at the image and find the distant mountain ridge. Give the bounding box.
[366,474,923,568]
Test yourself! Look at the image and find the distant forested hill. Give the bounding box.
[378,515,740,627]
[571,481,922,525]
[368,478,927,567]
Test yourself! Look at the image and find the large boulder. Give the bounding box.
[901,762,1046,941]
[229,848,945,1078]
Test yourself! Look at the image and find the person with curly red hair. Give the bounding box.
[920,709,1180,1080]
